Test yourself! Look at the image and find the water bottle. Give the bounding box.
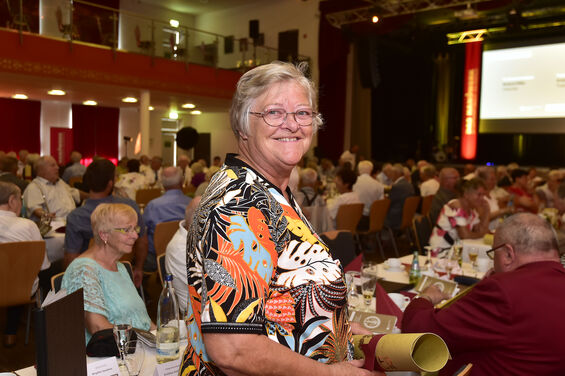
[156,274,180,363]
[409,250,421,285]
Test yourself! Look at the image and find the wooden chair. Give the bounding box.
[420,194,435,217]
[135,188,161,209]
[356,198,391,260]
[320,230,357,268]
[68,176,83,189]
[51,271,65,293]
[390,196,421,256]
[335,203,364,233]
[121,261,145,302]
[453,363,473,376]
[154,220,180,256]
[157,253,167,287]
[412,214,433,253]
[0,241,46,345]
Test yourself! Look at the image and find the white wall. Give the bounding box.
[195,0,320,83]
[40,100,72,156]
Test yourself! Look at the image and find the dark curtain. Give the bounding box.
[317,2,351,162]
[0,98,40,153]
[72,104,119,160]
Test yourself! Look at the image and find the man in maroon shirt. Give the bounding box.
[402,213,565,375]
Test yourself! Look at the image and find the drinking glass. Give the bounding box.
[345,271,361,306]
[124,340,144,376]
[361,274,378,311]
[446,244,462,279]
[113,323,132,366]
[468,247,479,268]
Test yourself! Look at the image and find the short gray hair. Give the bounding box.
[496,213,558,255]
[161,167,183,189]
[476,166,494,181]
[229,61,323,140]
[0,181,20,205]
[300,168,318,186]
[357,160,373,175]
[420,164,437,179]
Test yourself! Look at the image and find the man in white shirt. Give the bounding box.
[377,163,393,186]
[0,182,51,347]
[327,168,361,226]
[339,145,359,168]
[420,164,440,197]
[178,155,193,188]
[353,160,384,218]
[23,156,81,221]
[165,196,201,309]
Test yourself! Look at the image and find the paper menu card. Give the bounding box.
[414,275,458,297]
[349,310,397,334]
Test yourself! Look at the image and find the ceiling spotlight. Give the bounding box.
[48,89,66,96]
[182,103,196,109]
[190,110,202,115]
[83,100,97,106]
[169,111,179,119]
[372,15,379,23]
[170,19,179,28]
[122,97,138,103]
[148,106,154,111]
[12,94,28,99]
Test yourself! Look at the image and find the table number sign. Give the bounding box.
[153,357,181,376]
[86,357,120,376]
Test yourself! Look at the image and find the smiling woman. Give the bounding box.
[61,203,155,344]
[180,62,382,376]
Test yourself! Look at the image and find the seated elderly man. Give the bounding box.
[61,151,86,184]
[143,166,191,271]
[419,164,439,197]
[353,160,384,230]
[385,163,415,229]
[0,182,51,347]
[295,168,324,208]
[536,170,565,213]
[403,213,565,375]
[165,196,201,309]
[0,156,28,193]
[429,167,460,225]
[64,159,147,285]
[23,155,82,221]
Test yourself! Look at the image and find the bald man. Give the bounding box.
[23,156,81,221]
[142,166,191,271]
[402,213,565,375]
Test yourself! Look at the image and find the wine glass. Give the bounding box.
[446,244,462,279]
[468,247,479,268]
[124,340,145,376]
[345,271,361,308]
[113,323,132,367]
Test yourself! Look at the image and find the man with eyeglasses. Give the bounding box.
[402,213,565,375]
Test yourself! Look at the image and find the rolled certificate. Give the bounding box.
[352,333,450,373]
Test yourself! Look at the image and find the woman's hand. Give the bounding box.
[329,359,385,376]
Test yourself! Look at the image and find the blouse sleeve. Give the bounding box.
[62,260,109,318]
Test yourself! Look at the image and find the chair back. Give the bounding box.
[320,230,357,267]
[157,253,167,287]
[154,220,181,256]
[0,241,45,306]
[368,198,391,233]
[68,176,83,188]
[51,272,65,293]
[135,188,161,208]
[412,214,433,253]
[335,203,364,233]
[421,194,435,217]
[400,196,421,230]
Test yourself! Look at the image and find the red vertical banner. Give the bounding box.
[50,128,74,165]
[461,41,482,160]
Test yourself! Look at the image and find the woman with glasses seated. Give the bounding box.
[62,203,155,343]
[428,178,490,257]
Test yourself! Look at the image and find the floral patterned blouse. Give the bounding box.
[429,199,480,254]
[180,154,352,376]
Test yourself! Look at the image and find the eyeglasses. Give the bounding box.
[486,243,507,260]
[112,226,140,235]
[249,108,317,127]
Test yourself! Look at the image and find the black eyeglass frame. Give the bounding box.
[486,243,507,260]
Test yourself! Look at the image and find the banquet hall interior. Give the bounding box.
[2,0,565,371]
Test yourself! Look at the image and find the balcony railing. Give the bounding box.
[1,0,310,71]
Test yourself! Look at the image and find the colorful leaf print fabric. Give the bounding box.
[179,154,352,376]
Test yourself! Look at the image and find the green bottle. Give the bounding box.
[409,250,421,285]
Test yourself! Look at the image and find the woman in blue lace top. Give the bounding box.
[62,203,154,343]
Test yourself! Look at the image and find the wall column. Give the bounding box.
[140,90,150,156]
